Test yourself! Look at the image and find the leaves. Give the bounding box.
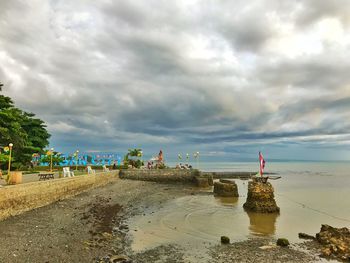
[0,88,50,168]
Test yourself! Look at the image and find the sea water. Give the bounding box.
[129,161,350,251]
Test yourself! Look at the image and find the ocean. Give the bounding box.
[130,161,350,250]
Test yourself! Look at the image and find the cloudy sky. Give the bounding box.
[1,0,350,161]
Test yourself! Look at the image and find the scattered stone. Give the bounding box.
[221,236,230,244]
[259,244,277,250]
[298,232,315,240]
[243,181,280,213]
[213,180,239,197]
[277,238,290,247]
[315,224,350,261]
[102,232,113,240]
[109,255,130,262]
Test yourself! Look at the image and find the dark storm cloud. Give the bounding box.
[1,0,350,159]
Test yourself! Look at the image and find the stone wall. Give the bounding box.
[119,169,197,183]
[0,171,119,221]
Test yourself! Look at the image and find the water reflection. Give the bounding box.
[246,212,279,236]
[214,196,239,206]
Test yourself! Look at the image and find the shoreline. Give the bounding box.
[0,179,325,262]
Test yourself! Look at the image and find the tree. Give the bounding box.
[39,152,64,166]
[124,148,143,168]
[0,83,50,169]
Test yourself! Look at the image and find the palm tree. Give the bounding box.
[124,148,143,168]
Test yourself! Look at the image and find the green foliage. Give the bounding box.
[157,163,167,169]
[40,152,64,165]
[124,148,143,168]
[127,148,142,157]
[0,153,9,163]
[0,83,50,168]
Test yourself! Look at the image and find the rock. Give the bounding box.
[219,179,235,184]
[109,255,130,262]
[243,181,279,213]
[101,232,113,240]
[259,245,277,250]
[213,181,239,197]
[276,238,290,247]
[298,232,315,240]
[194,176,210,187]
[208,177,214,186]
[315,224,350,261]
[221,236,230,244]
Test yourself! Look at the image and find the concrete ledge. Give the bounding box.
[119,169,198,183]
[0,171,119,221]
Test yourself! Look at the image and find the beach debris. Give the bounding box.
[277,238,290,247]
[243,181,280,213]
[221,236,230,244]
[298,232,315,240]
[316,224,350,261]
[213,180,239,197]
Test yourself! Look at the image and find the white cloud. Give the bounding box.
[0,0,349,159]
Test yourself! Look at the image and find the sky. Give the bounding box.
[1,0,350,161]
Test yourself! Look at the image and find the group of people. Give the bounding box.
[176,163,192,169]
[146,150,164,169]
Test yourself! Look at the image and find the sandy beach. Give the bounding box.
[0,178,324,263]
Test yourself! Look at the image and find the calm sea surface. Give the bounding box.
[129,161,350,251]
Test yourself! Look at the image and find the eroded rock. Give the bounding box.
[243,181,279,213]
[298,232,315,240]
[316,224,350,261]
[194,177,210,187]
[213,180,239,197]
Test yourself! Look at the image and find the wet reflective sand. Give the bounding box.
[128,169,350,251]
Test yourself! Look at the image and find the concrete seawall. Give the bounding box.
[0,171,119,221]
[119,169,199,183]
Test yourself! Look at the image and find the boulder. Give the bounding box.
[213,180,239,197]
[243,181,279,213]
[316,224,350,261]
[277,238,290,247]
[221,236,230,244]
[298,232,315,240]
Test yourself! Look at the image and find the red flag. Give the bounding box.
[259,152,265,176]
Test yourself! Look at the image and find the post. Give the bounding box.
[194,151,200,170]
[75,150,79,171]
[7,143,13,182]
[50,147,54,172]
[197,152,200,170]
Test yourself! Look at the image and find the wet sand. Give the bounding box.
[0,179,324,262]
